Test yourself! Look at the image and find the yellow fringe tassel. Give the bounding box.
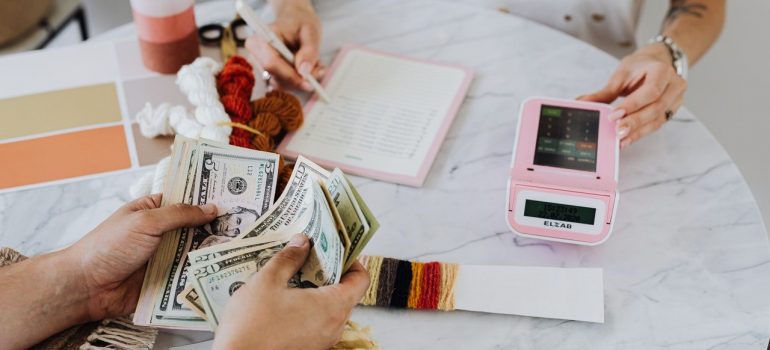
[437,262,459,311]
[332,321,380,350]
[217,121,267,138]
[407,261,423,309]
[361,256,383,306]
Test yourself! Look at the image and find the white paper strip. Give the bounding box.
[454,265,604,323]
[0,42,117,100]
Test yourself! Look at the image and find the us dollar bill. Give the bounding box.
[181,158,349,322]
[181,165,369,320]
[340,173,379,268]
[136,137,202,328]
[135,137,279,328]
[238,160,346,287]
[190,241,288,328]
[326,169,370,268]
[179,158,350,324]
[161,142,279,321]
[138,153,379,330]
[179,235,284,315]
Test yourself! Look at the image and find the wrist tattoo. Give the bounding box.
[665,0,707,25]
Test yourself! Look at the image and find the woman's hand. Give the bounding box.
[246,0,324,91]
[214,234,370,350]
[580,43,687,148]
[66,194,217,321]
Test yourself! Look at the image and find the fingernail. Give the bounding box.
[288,233,307,247]
[608,109,625,121]
[617,127,630,138]
[301,81,313,91]
[317,67,326,77]
[299,62,312,75]
[200,203,217,215]
[621,139,631,148]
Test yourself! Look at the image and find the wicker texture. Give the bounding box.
[0,0,54,46]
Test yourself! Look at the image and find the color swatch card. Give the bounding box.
[0,43,131,192]
[278,47,473,187]
[0,40,188,193]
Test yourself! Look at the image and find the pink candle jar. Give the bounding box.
[130,0,200,74]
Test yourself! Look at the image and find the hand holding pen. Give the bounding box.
[240,0,330,101]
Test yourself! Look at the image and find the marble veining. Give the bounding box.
[1,0,768,349]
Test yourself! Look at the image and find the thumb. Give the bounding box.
[138,203,218,235]
[262,234,311,285]
[334,259,369,306]
[294,25,320,76]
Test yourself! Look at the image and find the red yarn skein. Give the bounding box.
[217,55,256,149]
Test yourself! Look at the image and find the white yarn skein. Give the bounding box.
[177,57,231,142]
[136,103,173,138]
[132,56,240,197]
[129,171,154,199]
[150,156,172,194]
[136,57,232,143]
[128,156,172,199]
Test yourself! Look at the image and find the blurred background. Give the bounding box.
[3,0,768,231]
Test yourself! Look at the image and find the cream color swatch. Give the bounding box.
[0,83,122,140]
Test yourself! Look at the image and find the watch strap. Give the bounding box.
[649,35,688,80]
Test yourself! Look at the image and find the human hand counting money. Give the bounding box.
[0,197,366,350]
[0,194,217,349]
[214,234,370,350]
[67,194,218,320]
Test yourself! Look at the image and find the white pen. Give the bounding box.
[235,0,331,103]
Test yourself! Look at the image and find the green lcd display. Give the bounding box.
[533,104,600,172]
[523,199,596,225]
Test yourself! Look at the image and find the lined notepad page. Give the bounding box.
[281,48,470,185]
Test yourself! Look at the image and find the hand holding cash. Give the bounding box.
[0,139,375,349]
[215,233,370,350]
[133,136,380,331]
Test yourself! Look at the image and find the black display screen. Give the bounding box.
[523,199,596,225]
[533,105,600,172]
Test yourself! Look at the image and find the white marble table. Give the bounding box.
[2,0,770,349]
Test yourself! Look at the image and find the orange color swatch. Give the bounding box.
[0,126,131,189]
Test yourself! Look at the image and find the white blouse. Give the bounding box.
[443,0,645,58]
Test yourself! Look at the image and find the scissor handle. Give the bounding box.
[229,18,249,46]
[198,23,225,45]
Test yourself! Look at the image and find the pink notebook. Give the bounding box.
[277,46,473,187]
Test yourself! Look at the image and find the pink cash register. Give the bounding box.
[506,97,619,245]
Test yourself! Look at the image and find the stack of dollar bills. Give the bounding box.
[133,136,379,330]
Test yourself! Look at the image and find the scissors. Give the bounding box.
[198,17,249,61]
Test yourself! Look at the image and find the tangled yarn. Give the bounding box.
[129,155,171,199]
[215,55,305,198]
[256,90,304,132]
[217,56,262,150]
[136,57,231,143]
[133,55,307,198]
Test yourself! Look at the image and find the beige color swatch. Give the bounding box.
[0,83,121,140]
[131,123,174,166]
